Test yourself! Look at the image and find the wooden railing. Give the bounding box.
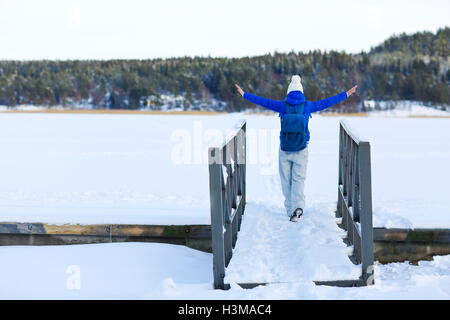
[337,120,374,286]
[208,120,246,289]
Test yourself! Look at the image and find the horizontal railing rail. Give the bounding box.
[208,120,246,289]
[337,120,374,285]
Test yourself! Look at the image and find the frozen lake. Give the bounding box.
[0,112,449,228]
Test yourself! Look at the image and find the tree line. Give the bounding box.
[0,27,448,112]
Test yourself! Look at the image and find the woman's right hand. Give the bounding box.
[235,83,244,96]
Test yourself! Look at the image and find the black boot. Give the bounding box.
[289,208,303,222]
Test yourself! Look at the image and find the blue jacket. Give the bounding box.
[243,90,348,141]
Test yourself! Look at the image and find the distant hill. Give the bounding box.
[370,28,449,58]
[0,27,448,112]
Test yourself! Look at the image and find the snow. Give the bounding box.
[0,242,212,299]
[0,112,449,228]
[364,100,450,117]
[224,201,361,284]
[0,242,448,299]
[0,104,94,111]
[0,113,242,225]
[0,111,449,299]
[0,105,47,111]
[0,92,228,112]
[338,117,450,228]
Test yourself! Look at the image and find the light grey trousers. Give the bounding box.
[279,147,309,216]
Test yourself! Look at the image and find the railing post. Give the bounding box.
[337,124,343,218]
[223,143,233,267]
[241,122,247,210]
[208,147,226,289]
[359,141,374,285]
[208,120,246,290]
[236,123,246,230]
[338,120,374,286]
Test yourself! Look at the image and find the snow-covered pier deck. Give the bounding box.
[224,201,362,287]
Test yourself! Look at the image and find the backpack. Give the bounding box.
[280,102,307,152]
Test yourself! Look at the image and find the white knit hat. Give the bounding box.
[287,75,303,94]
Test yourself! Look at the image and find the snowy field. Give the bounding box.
[0,243,448,299]
[0,112,449,228]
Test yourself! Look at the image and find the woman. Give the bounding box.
[235,75,357,222]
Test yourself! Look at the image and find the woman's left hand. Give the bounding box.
[235,83,244,96]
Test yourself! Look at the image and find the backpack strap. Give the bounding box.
[284,102,294,114]
[284,101,306,114]
[296,102,306,114]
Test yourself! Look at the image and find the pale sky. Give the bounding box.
[0,0,449,60]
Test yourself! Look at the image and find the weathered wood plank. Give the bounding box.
[373,227,450,263]
[237,279,367,289]
[0,222,211,238]
[374,228,450,243]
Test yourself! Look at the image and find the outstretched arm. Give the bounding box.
[308,85,358,113]
[235,83,285,113]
